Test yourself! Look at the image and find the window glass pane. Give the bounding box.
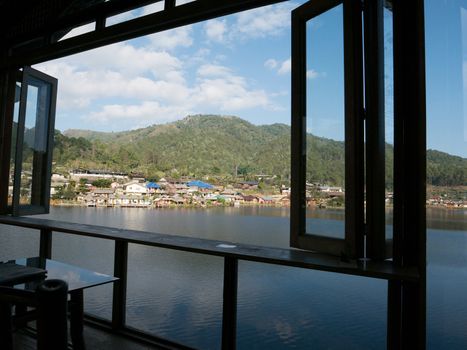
[383,5,394,240]
[19,78,52,207]
[8,83,21,207]
[305,4,345,239]
[425,0,467,348]
[20,85,38,204]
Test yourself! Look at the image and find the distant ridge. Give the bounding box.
[55,115,467,187]
[63,129,124,142]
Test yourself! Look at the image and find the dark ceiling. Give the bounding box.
[0,0,104,46]
[0,0,284,67]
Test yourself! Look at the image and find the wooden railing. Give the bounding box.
[0,215,418,349]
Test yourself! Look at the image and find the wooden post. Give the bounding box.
[39,228,52,259]
[221,257,238,350]
[364,0,386,260]
[390,0,427,348]
[112,240,128,329]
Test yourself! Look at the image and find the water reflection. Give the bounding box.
[0,206,466,349]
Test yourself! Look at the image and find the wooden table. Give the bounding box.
[5,257,118,350]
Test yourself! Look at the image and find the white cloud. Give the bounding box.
[35,42,189,111]
[193,78,269,111]
[278,58,291,75]
[147,26,193,51]
[265,57,324,79]
[194,64,270,111]
[203,3,296,45]
[185,48,211,66]
[307,69,320,79]
[264,59,278,70]
[85,101,190,127]
[35,38,277,128]
[35,2,296,131]
[197,64,232,78]
[43,42,183,80]
[37,61,190,110]
[205,19,227,43]
[233,3,295,39]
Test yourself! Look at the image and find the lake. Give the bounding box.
[0,206,466,349]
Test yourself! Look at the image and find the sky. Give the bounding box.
[33,0,467,158]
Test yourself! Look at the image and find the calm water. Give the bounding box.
[0,206,466,349]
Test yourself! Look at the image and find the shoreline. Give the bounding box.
[49,201,466,211]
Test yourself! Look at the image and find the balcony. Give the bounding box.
[0,215,417,349]
[14,325,163,350]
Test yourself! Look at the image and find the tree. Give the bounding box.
[78,178,89,193]
[92,179,112,188]
[53,184,76,200]
[237,165,252,177]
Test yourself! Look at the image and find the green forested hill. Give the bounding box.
[56,114,467,187]
[427,150,467,186]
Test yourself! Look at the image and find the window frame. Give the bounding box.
[10,66,57,216]
[290,0,365,258]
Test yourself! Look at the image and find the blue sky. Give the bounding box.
[425,0,467,158]
[34,0,467,158]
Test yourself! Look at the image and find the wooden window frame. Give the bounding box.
[10,66,57,216]
[291,0,365,259]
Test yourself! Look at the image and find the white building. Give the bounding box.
[123,181,148,196]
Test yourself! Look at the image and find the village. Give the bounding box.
[44,169,350,209]
[48,169,290,208]
[14,169,466,209]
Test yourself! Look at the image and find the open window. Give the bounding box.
[9,67,57,216]
[291,0,391,260]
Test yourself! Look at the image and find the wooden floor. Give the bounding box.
[13,325,165,350]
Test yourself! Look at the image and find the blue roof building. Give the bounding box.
[186,180,214,189]
[146,182,160,189]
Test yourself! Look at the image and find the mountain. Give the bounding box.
[59,115,295,181]
[55,115,467,187]
[63,129,121,142]
[427,150,467,186]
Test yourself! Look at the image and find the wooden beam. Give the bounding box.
[1,0,287,69]
[4,0,161,47]
[391,0,426,348]
[0,215,419,281]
